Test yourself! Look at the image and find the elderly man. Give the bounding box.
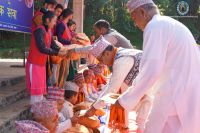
[94,19,134,49]
[113,0,200,133]
[31,100,78,133]
[84,36,152,130]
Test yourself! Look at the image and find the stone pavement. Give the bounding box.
[0,59,25,79]
[0,59,30,133]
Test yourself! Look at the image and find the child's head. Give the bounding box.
[31,100,58,133]
[47,87,65,112]
[92,65,104,76]
[74,73,85,88]
[88,64,103,75]
[67,20,76,32]
[64,81,79,105]
[83,69,95,84]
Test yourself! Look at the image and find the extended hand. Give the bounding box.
[71,37,79,44]
[84,106,96,117]
[67,49,75,57]
[70,116,79,124]
[58,47,68,56]
[67,49,80,60]
[54,40,64,49]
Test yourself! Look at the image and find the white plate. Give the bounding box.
[100,93,120,104]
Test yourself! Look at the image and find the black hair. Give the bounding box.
[103,45,114,53]
[94,19,110,30]
[61,8,73,19]
[64,90,78,99]
[67,20,76,27]
[55,4,64,10]
[44,0,57,5]
[42,11,56,24]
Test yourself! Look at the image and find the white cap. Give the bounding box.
[64,81,79,92]
[89,36,111,58]
[127,0,155,13]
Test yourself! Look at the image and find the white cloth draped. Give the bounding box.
[118,14,200,133]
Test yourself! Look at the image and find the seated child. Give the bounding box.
[60,81,100,131]
[101,64,111,77]
[87,64,98,88]
[47,86,65,112]
[59,81,79,123]
[83,69,100,98]
[74,73,96,103]
[88,64,107,90]
[47,86,80,130]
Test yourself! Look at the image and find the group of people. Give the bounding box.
[16,0,200,133]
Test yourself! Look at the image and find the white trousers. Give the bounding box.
[144,102,184,133]
[30,95,44,105]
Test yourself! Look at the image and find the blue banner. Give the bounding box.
[0,0,34,33]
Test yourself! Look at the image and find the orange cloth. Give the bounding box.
[50,55,62,64]
[76,92,85,104]
[108,104,126,130]
[96,75,107,86]
[75,33,91,46]
[103,66,110,77]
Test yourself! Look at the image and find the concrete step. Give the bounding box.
[0,76,25,89]
[0,98,31,133]
[6,128,15,133]
[0,82,28,109]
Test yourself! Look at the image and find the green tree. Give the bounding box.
[84,0,143,49]
[83,0,200,49]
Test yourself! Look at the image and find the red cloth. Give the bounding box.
[60,21,72,40]
[27,25,51,65]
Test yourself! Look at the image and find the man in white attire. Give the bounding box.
[114,0,200,133]
[83,36,153,131]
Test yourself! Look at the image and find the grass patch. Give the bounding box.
[0,31,30,58]
[0,48,25,59]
